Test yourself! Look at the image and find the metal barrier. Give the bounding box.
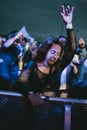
[0,91,26,130]
[0,91,87,130]
[41,95,87,130]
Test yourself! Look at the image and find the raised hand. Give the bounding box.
[61,5,74,25]
[15,32,24,39]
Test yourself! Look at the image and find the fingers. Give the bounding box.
[65,5,70,15]
[15,32,24,39]
[61,5,74,16]
[17,32,24,38]
[61,5,65,14]
[28,93,44,106]
[33,95,44,106]
[71,6,74,15]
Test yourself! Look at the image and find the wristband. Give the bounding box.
[66,23,73,29]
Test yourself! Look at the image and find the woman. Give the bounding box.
[15,5,76,130]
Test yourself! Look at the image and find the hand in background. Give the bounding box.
[15,32,24,39]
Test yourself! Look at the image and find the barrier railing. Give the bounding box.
[41,95,87,130]
[0,90,26,130]
[0,90,87,130]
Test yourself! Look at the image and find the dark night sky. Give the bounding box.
[0,0,87,43]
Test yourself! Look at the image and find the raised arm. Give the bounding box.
[4,32,23,48]
[60,5,77,69]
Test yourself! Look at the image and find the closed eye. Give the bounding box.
[50,50,61,56]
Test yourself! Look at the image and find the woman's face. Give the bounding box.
[45,43,61,66]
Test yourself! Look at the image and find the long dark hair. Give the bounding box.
[34,37,64,64]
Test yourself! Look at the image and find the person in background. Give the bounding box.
[61,37,87,99]
[17,37,30,71]
[70,38,87,98]
[59,51,80,98]
[77,37,87,62]
[58,34,78,97]
[76,37,87,82]
[22,40,38,69]
[71,37,87,86]
[29,41,39,59]
[20,37,30,57]
[16,4,76,130]
[0,35,7,48]
[0,32,24,90]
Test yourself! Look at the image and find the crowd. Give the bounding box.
[0,4,87,130]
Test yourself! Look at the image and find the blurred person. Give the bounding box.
[76,37,87,82]
[59,51,80,98]
[0,35,7,48]
[77,37,87,62]
[20,37,30,56]
[62,37,87,99]
[22,41,39,69]
[17,37,32,71]
[29,41,39,59]
[0,32,24,90]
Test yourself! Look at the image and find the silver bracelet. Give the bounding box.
[66,23,73,29]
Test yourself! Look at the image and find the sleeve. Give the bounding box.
[61,29,77,70]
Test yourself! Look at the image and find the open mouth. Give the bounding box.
[80,43,84,46]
